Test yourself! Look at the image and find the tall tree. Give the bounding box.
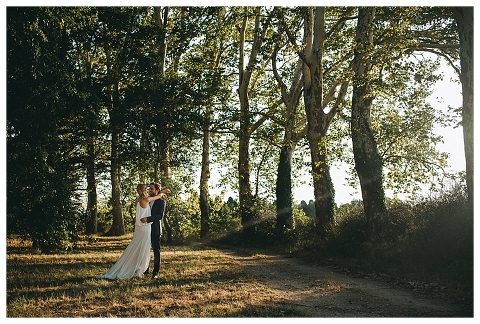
[272,55,305,230]
[451,7,473,215]
[147,7,221,241]
[153,6,172,182]
[97,7,158,235]
[68,8,108,235]
[337,7,458,199]
[7,7,84,251]
[277,7,352,236]
[151,6,173,241]
[351,7,388,239]
[194,7,236,238]
[97,8,131,236]
[236,7,275,240]
[300,7,347,236]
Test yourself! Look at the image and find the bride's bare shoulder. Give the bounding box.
[138,197,149,208]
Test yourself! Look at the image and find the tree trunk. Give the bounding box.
[236,7,274,241]
[153,6,174,243]
[154,6,167,80]
[84,52,98,235]
[351,7,387,240]
[272,56,304,231]
[452,7,473,216]
[104,41,125,236]
[106,122,125,236]
[85,132,97,235]
[302,7,336,237]
[237,8,256,241]
[238,101,255,240]
[199,121,211,238]
[159,137,173,243]
[276,144,295,229]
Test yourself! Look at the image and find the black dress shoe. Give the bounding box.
[152,273,159,279]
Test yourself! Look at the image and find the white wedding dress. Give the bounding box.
[97,202,152,279]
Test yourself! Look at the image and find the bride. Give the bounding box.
[97,183,168,279]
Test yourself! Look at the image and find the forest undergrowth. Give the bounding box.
[213,183,473,306]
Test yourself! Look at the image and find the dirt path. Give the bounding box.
[221,249,471,317]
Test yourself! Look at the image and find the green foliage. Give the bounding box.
[7,7,88,253]
[11,158,82,253]
[270,206,317,250]
[96,204,114,234]
[300,199,316,218]
[213,197,316,249]
[248,198,277,245]
[7,7,464,255]
[168,190,202,241]
[325,199,368,256]
[207,196,242,241]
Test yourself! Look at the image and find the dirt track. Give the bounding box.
[222,250,473,317]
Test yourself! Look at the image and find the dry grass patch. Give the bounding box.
[7,235,304,317]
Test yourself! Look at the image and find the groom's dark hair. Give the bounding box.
[149,182,162,192]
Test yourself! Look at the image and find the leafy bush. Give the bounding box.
[287,183,472,292]
[161,191,201,242]
[323,199,368,257]
[208,196,242,241]
[397,184,473,284]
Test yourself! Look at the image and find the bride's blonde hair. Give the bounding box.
[136,183,148,199]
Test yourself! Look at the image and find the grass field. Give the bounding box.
[6,235,304,318]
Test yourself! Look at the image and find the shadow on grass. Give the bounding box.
[6,235,473,318]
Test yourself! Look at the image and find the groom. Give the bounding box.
[141,182,170,279]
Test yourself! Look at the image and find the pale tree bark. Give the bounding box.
[275,7,349,236]
[237,7,274,240]
[85,131,98,235]
[451,7,473,216]
[153,6,174,242]
[200,112,211,239]
[237,8,254,239]
[199,8,229,239]
[154,7,167,80]
[106,81,125,236]
[85,54,97,235]
[302,7,338,237]
[351,7,388,240]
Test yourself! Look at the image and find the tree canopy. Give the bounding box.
[7,6,466,251]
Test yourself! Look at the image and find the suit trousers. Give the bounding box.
[151,234,161,274]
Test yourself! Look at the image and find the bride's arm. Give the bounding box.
[146,193,167,203]
[139,192,168,209]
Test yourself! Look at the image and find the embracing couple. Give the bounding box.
[97,182,171,280]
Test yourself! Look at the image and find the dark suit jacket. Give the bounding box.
[146,198,166,236]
